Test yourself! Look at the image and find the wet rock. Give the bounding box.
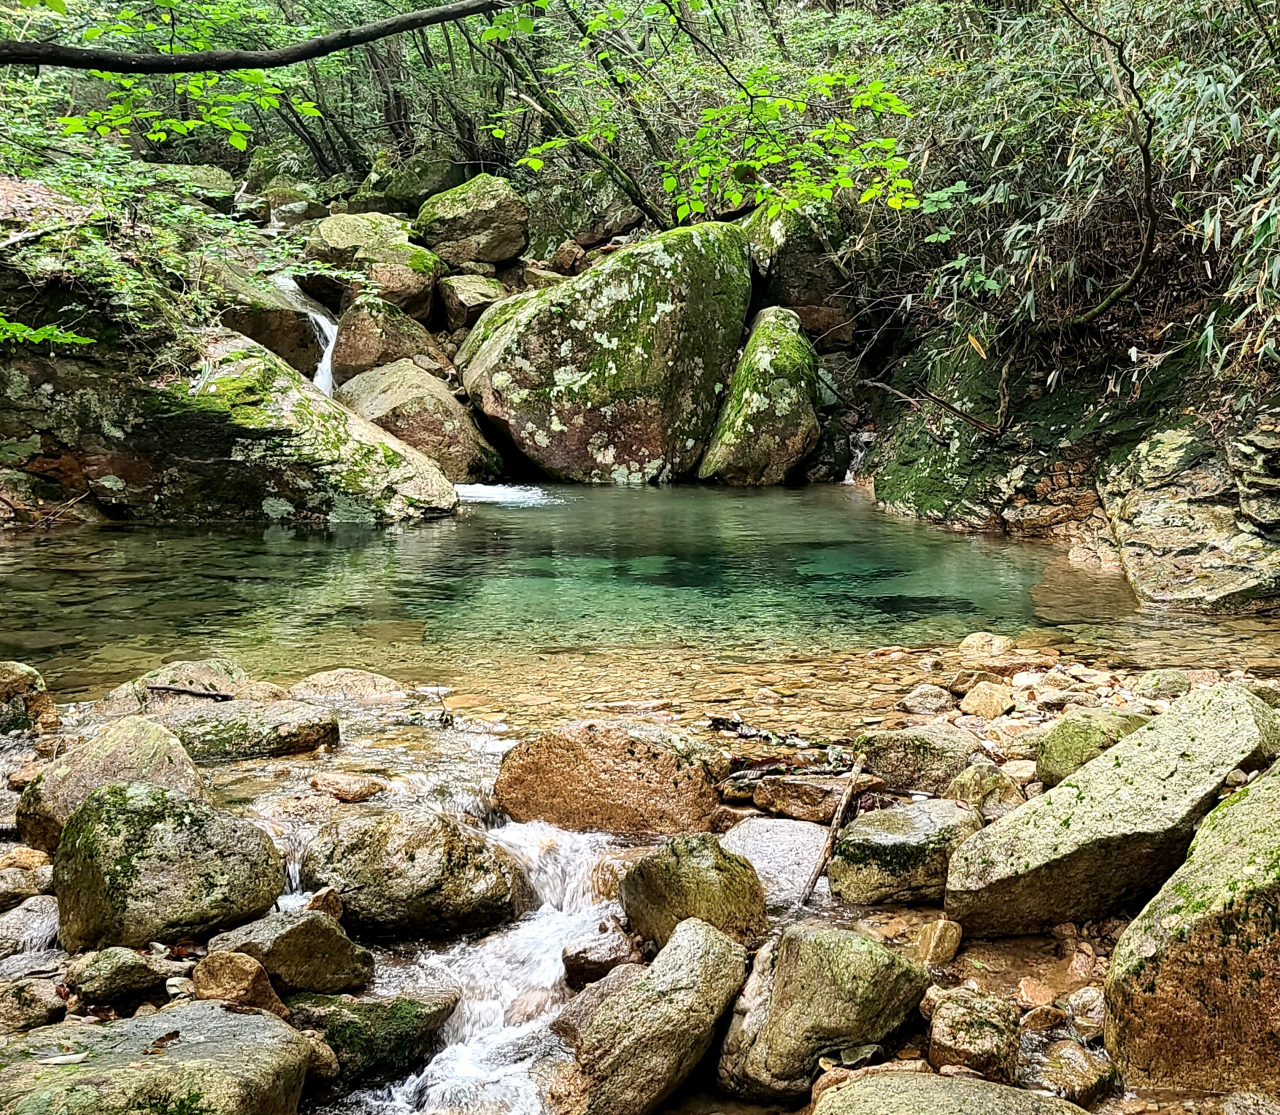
[306,887,344,920]
[1132,668,1192,700]
[718,921,930,1101]
[194,256,323,373]
[17,716,210,852]
[619,833,766,948]
[310,770,386,803]
[288,668,406,703]
[828,799,982,906]
[945,764,1025,823]
[335,359,502,483]
[1065,986,1103,1041]
[0,662,57,733]
[1034,707,1151,788]
[548,918,747,1115]
[304,212,444,319]
[0,869,41,914]
[959,682,1015,720]
[286,988,460,1085]
[1030,1040,1118,1107]
[720,815,827,908]
[858,723,979,794]
[0,896,58,958]
[154,699,338,763]
[459,223,751,483]
[493,720,723,834]
[0,978,63,1033]
[300,809,535,938]
[193,950,289,1017]
[0,998,310,1114]
[438,274,508,330]
[697,307,819,486]
[65,946,189,1003]
[551,962,646,1049]
[208,909,373,994]
[1104,748,1280,1091]
[946,684,1280,935]
[897,683,956,716]
[752,772,884,824]
[915,919,963,966]
[1206,1096,1280,1115]
[415,173,530,265]
[96,658,249,717]
[928,987,1020,1081]
[812,1074,1086,1114]
[331,296,440,387]
[562,919,642,990]
[55,782,284,951]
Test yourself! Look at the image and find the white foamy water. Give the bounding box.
[272,273,338,396]
[455,485,565,507]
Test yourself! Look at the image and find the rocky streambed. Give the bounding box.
[0,642,1277,1115]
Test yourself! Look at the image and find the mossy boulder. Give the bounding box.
[945,762,1026,821]
[414,172,529,264]
[1036,706,1151,787]
[1133,668,1193,700]
[1105,756,1280,1091]
[718,921,930,1101]
[304,212,444,319]
[54,781,284,950]
[459,223,752,483]
[17,715,210,852]
[946,684,1280,936]
[0,999,310,1115]
[698,307,819,485]
[858,723,979,794]
[618,833,766,948]
[828,798,983,905]
[350,153,466,217]
[208,909,373,994]
[65,946,189,1004]
[152,162,236,213]
[331,296,439,387]
[335,359,502,482]
[928,986,1021,1080]
[153,698,338,763]
[299,809,535,939]
[438,273,507,330]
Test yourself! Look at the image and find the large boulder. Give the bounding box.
[459,223,752,483]
[299,809,534,938]
[0,999,311,1115]
[414,172,530,264]
[828,799,983,905]
[0,662,57,733]
[153,699,338,763]
[208,909,373,993]
[720,816,827,908]
[95,658,250,717]
[858,723,979,794]
[194,257,323,373]
[17,716,209,852]
[718,921,930,1101]
[331,296,440,387]
[928,987,1020,1079]
[1035,706,1151,787]
[1105,756,1280,1091]
[698,307,819,485]
[618,834,766,948]
[0,978,63,1034]
[55,781,284,950]
[304,212,444,319]
[492,720,723,834]
[66,946,190,1003]
[946,684,1280,935]
[350,153,466,217]
[548,918,747,1115]
[336,360,502,482]
[812,1073,1088,1115]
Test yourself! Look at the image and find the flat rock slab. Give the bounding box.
[155,699,338,762]
[720,816,827,908]
[813,1074,1086,1115]
[0,999,311,1115]
[946,684,1280,935]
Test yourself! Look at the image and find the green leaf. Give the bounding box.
[227,132,247,151]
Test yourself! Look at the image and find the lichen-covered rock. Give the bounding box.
[946,684,1280,936]
[859,723,979,794]
[618,834,766,948]
[1132,668,1192,700]
[698,307,818,485]
[66,946,190,1003]
[208,909,373,994]
[0,978,63,1034]
[194,256,323,373]
[0,870,40,915]
[336,359,502,482]
[459,223,752,483]
[720,816,827,908]
[492,719,723,834]
[299,809,534,939]
[0,662,57,734]
[350,153,466,217]
[1104,755,1280,1091]
[55,781,284,950]
[153,699,338,763]
[829,799,983,905]
[945,763,1026,822]
[897,683,957,715]
[305,212,445,319]
[415,172,530,264]
[331,296,440,387]
[95,658,250,717]
[1035,707,1150,787]
[928,986,1021,1080]
[0,998,311,1115]
[813,1072,1087,1115]
[718,921,930,1101]
[153,162,236,212]
[549,918,746,1115]
[439,274,508,330]
[17,716,210,852]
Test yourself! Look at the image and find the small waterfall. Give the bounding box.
[271,273,338,397]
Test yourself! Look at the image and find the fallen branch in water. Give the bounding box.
[795,751,866,908]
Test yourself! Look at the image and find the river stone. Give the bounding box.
[0,978,62,1033]
[65,946,190,1003]
[916,918,963,965]
[331,296,440,388]
[208,909,373,993]
[415,172,530,265]
[304,212,444,319]
[897,683,956,715]
[960,681,1016,720]
[829,799,982,906]
[439,274,508,330]
[562,919,642,989]
[1032,1040,1119,1107]
[1133,668,1192,700]
[618,833,766,948]
[1104,753,1280,1091]
[752,772,884,824]
[0,998,310,1115]
[697,307,819,486]
[193,950,289,1017]
[720,815,827,908]
[548,918,747,1115]
[459,222,752,484]
[96,658,250,717]
[551,962,646,1049]
[1035,707,1151,788]
[0,662,57,733]
[1207,1097,1280,1115]
[718,922,930,1101]
[946,684,1280,936]
[928,986,1021,1080]
[493,719,723,834]
[858,723,979,793]
[812,1073,1088,1115]
[17,715,210,852]
[300,809,534,939]
[945,763,1025,822]
[285,988,460,1084]
[311,771,385,803]
[288,667,407,703]
[336,359,503,482]
[0,896,58,959]
[55,782,284,951]
[0,869,40,915]
[153,699,338,762]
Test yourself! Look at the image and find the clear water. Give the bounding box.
[0,485,1125,698]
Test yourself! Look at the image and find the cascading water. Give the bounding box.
[271,273,339,396]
